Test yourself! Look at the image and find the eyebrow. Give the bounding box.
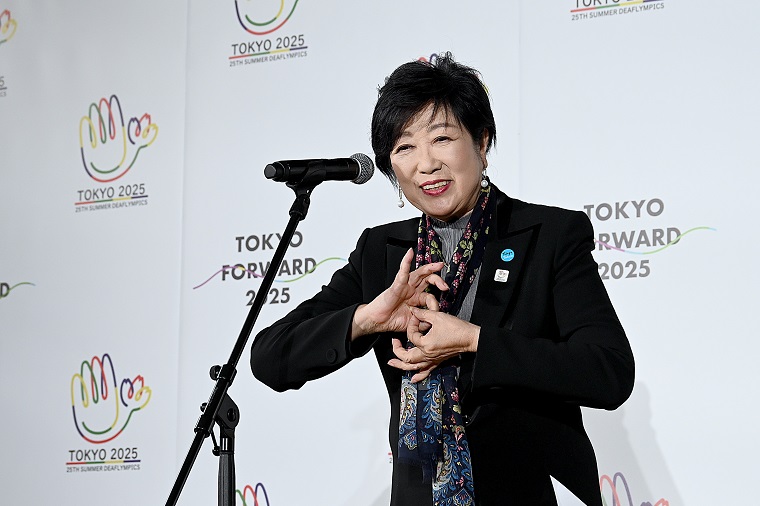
[397,122,459,140]
[426,122,457,132]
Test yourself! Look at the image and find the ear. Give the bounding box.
[479,131,489,169]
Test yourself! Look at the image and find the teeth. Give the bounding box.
[422,181,447,190]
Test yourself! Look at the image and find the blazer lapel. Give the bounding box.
[470,189,539,330]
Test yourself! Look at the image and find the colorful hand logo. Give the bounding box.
[0,9,17,46]
[70,353,151,444]
[237,483,270,506]
[78,95,158,183]
[234,0,299,35]
[600,473,669,506]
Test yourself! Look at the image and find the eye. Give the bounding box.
[393,144,412,153]
[434,135,452,143]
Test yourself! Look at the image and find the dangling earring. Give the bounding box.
[397,185,405,208]
[480,168,489,188]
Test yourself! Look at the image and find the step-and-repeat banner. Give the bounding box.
[1,1,757,504]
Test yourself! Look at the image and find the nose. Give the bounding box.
[416,145,441,175]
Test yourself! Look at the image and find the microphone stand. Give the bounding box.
[166,174,321,506]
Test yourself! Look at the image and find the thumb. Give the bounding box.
[409,306,434,324]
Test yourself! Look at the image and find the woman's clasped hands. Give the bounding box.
[351,248,480,383]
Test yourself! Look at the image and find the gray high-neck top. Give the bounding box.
[430,214,481,322]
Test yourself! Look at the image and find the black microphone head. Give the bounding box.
[264,162,283,180]
[350,153,374,184]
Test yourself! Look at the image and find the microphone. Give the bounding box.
[264,153,374,185]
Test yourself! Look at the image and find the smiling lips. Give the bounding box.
[421,180,450,195]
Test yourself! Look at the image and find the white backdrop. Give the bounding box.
[1,1,758,505]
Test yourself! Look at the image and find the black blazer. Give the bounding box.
[251,187,634,505]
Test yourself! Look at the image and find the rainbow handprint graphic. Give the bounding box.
[0,9,17,46]
[70,353,151,444]
[234,0,299,35]
[79,95,158,183]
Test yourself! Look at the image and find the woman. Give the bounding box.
[250,53,634,505]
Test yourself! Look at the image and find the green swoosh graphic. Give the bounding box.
[594,226,715,255]
[0,282,35,299]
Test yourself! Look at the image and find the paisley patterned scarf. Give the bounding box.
[398,184,494,506]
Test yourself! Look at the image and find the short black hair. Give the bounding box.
[371,52,496,185]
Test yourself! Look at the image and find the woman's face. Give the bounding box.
[390,104,488,222]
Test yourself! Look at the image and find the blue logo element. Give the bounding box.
[500,249,515,262]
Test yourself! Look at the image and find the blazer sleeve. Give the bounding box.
[250,228,377,392]
[471,210,635,410]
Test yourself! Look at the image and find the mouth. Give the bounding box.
[420,180,450,194]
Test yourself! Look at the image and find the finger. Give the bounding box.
[390,339,424,365]
[410,316,432,335]
[408,262,445,284]
[409,306,436,326]
[423,272,449,292]
[408,307,437,337]
[388,357,432,372]
[406,310,421,331]
[406,324,423,347]
[421,292,439,312]
[388,358,411,370]
[391,338,406,356]
[411,367,434,383]
[399,248,414,274]
[391,249,414,288]
[391,338,414,362]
